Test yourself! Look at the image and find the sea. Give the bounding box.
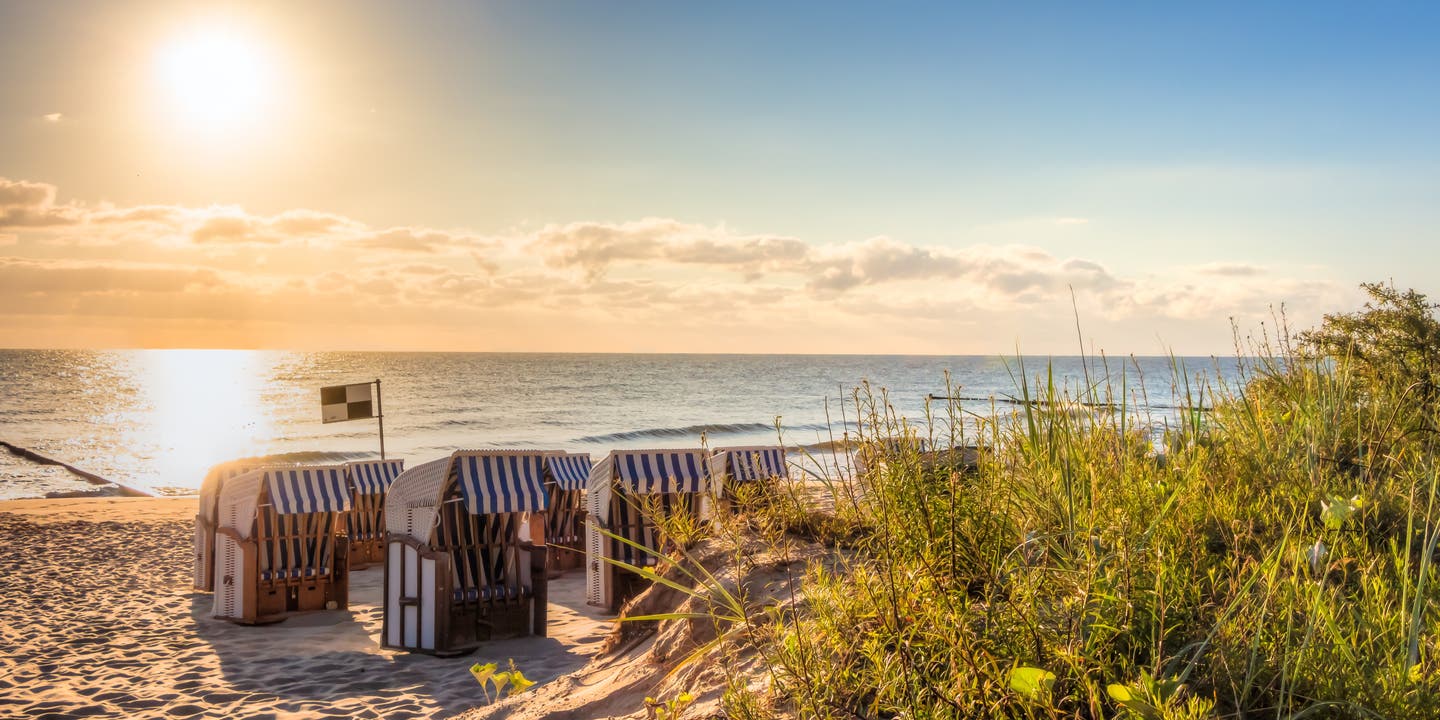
[0,350,1247,499]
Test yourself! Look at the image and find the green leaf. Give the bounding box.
[469,662,497,686]
[1320,494,1357,529]
[1106,683,1133,703]
[508,670,536,695]
[1009,666,1055,698]
[491,671,511,695]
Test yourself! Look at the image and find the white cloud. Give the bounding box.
[0,175,1349,353]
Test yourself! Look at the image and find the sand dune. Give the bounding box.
[0,497,614,719]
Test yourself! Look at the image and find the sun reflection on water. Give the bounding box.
[119,350,280,490]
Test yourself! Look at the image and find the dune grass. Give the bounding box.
[691,285,1440,719]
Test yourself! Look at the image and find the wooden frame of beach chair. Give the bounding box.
[584,449,711,613]
[212,464,352,624]
[542,452,591,574]
[195,460,277,592]
[709,445,789,508]
[382,451,550,656]
[344,459,406,569]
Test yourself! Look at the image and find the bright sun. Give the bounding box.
[156,28,275,134]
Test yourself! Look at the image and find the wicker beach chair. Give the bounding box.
[542,452,591,573]
[710,445,788,488]
[584,448,712,612]
[382,450,550,656]
[194,460,278,592]
[344,458,405,568]
[212,465,352,624]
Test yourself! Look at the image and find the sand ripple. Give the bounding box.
[0,504,607,719]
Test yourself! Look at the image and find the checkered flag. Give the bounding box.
[321,382,375,424]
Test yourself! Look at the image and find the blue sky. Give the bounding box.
[0,1,1436,351]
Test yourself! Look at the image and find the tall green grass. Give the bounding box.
[703,322,1440,718]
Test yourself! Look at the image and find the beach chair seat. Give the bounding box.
[382,450,551,656]
[585,449,713,612]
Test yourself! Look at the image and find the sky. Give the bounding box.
[2,1,1437,354]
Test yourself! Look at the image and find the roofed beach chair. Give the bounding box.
[195,460,276,592]
[585,448,712,612]
[344,458,406,568]
[212,465,352,624]
[711,445,788,487]
[542,452,591,573]
[709,445,789,511]
[382,450,550,656]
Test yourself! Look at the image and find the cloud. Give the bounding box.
[532,218,809,278]
[359,227,478,253]
[0,175,1348,353]
[191,214,270,244]
[0,178,81,227]
[1052,217,1089,225]
[0,257,226,294]
[43,113,63,123]
[88,206,187,225]
[1195,262,1265,277]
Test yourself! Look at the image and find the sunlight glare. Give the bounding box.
[124,350,277,490]
[155,27,275,135]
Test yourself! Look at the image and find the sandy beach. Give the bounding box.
[0,497,615,719]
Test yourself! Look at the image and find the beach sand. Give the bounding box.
[0,497,615,719]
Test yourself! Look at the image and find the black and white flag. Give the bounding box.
[321,382,375,424]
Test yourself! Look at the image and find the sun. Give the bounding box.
[155,27,275,134]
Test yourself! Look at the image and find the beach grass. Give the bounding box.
[676,283,1440,719]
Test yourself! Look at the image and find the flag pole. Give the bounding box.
[374,378,386,460]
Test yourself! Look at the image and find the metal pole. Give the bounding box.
[375,378,385,460]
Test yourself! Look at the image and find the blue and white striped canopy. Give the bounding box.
[544,453,591,492]
[720,447,788,482]
[612,450,709,494]
[455,453,548,515]
[265,467,352,515]
[346,459,405,496]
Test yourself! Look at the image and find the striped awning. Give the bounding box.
[545,453,591,492]
[721,447,788,482]
[612,450,709,494]
[347,458,405,496]
[265,467,352,515]
[455,453,548,515]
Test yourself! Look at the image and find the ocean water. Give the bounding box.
[0,350,1244,499]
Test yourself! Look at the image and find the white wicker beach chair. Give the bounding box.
[344,458,405,568]
[381,450,551,656]
[584,448,712,612]
[212,464,352,624]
